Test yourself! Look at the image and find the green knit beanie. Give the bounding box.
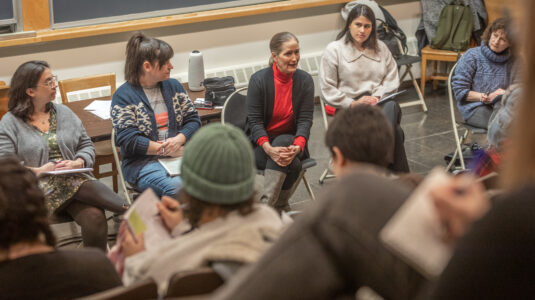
[180,123,256,205]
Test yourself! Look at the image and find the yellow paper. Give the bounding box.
[128,210,147,236]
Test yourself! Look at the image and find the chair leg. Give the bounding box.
[458,129,469,170]
[447,125,469,172]
[420,56,427,97]
[111,160,118,193]
[408,69,427,112]
[319,158,336,184]
[432,61,439,90]
[302,174,316,201]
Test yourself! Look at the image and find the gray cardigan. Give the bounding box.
[0,103,95,168]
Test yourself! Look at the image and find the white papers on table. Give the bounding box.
[38,168,93,177]
[380,168,454,279]
[123,188,171,249]
[84,100,112,120]
[158,157,182,177]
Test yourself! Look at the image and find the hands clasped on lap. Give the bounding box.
[154,134,186,157]
[480,88,505,104]
[263,143,301,167]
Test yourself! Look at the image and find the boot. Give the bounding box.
[275,189,293,212]
[261,169,286,209]
[274,169,305,213]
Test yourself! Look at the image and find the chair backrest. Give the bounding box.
[59,73,116,104]
[0,85,9,119]
[221,87,248,130]
[75,278,158,300]
[165,267,224,298]
[111,127,133,205]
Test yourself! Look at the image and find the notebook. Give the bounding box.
[376,90,407,105]
[158,157,182,176]
[38,167,93,178]
[379,168,454,279]
[123,188,171,248]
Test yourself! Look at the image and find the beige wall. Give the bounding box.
[0,1,422,85]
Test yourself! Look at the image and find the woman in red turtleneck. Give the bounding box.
[246,32,314,213]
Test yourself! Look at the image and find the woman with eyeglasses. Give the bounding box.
[0,60,127,251]
[319,4,409,173]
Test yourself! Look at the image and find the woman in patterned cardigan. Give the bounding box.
[111,33,201,198]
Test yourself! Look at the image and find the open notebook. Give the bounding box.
[158,157,182,176]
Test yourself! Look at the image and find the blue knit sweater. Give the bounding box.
[452,42,514,121]
[111,79,201,184]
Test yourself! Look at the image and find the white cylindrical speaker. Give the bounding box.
[188,50,205,92]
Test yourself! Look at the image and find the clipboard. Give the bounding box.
[376,90,407,105]
[38,167,93,178]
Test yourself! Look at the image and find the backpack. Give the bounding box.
[430,0,473,52]
[203,76,236,107]
[376,5,408,58]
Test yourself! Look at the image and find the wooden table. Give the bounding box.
[66,83,221,142]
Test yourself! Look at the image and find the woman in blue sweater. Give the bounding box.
[452,18,517,129]
[111,33,201,197]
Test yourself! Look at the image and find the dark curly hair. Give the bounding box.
[325,105,393,167]
[481,17,513,52]
[177,190,255,229]
[0,156,56,249]
[124,32,174,86]
[8,60,53,123]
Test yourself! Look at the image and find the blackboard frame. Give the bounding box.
[0,0,17,26]
[49,0,283,29]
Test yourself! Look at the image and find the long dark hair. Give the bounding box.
[8,60,52,122]
[124,32,174,86]
[0,156,56,250]
[336,4,378,52]
[268,32,299,66]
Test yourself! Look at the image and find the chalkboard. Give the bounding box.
[0,0,15,26]
[51,0,283,28]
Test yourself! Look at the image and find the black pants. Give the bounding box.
[254,134,304,190]
[379,101,410,173]
[60,180,126,251]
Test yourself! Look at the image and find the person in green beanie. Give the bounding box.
[120,124,284,294]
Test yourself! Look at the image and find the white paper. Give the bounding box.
[88,110,111,120]
[158,157,182,176]
[84,100,112,119]
[380,168,454,279]
[39,167,93,177]
[123,188,172,249]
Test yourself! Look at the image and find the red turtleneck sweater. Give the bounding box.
[256,64,306,151]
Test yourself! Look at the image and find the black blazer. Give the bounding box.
[246,66,314,146]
